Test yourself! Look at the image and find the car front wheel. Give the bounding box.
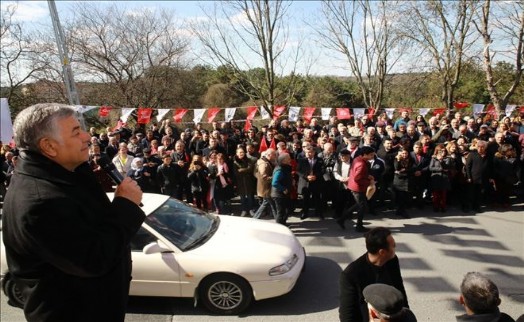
[2,273,25,308]
[199,273,253,315]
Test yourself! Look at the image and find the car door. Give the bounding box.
[129,226,182,297]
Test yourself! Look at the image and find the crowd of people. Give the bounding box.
[2,109,524,230]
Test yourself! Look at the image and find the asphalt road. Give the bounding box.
[2,204,523,321]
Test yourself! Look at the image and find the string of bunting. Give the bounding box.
[74,102,523,125]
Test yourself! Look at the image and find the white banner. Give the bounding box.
[353,108,365,119]
[419,108,430,117]
[193,109,205,123]
[120,108,135,123]
[321,108,332,120]
[0,98,14,144]
[156,108,170,122]
[288,106,300,122]
[260,106,270,119]
[73,105,98,114]
[385,108,395,119]
[505,105,516,117]
[225,108,236,122]
[473,104,484,116]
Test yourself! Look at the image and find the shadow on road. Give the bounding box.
[126,256,342,317]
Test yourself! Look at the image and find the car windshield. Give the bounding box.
[145,198,219,251]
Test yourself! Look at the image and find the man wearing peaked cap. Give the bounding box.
[363,284,417,322]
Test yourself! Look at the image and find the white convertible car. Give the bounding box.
[1,193,305,315]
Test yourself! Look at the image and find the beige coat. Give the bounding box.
[255,157,274,198]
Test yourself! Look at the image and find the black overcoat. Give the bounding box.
[2,151,145,322]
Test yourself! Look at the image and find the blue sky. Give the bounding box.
[1,1,350,76]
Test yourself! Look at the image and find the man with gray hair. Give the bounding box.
[2,103,145,321]
[457,272,515,321]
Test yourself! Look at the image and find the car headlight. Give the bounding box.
[268,254,299,276]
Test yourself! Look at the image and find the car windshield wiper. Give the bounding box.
[184,217,220,251]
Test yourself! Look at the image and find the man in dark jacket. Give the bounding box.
[456,272,515,322]
[465,140,493,213]
[2,103,145,322]
[297,146,324,220]
[339,227,409,322]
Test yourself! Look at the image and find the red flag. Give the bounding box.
[519,106,524,113]
[137,107,152,124]
[433,108,446,116]
[273,105,286,120]
[246,106,257,120]
[258,137,268,153]
[367,107,376,119]
[486,104,496,115]
[303,107,316,123]
[336,108,351,120]
[244,120,252,132]
[112,119,125,132]
[173,108,188,123]
[453,102,469,109]
[207,107,220,123]
[269,138,276,150]
[99,105,112,117]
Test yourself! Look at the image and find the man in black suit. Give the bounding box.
[339,227,409,322]
[465,140,493,213]
[297,146,324,219]
[409,141,430,208]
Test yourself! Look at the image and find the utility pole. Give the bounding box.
[47,0,80,106]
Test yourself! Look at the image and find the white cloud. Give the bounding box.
[1,1,49,23]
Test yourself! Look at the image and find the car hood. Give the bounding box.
[189,216,300,263]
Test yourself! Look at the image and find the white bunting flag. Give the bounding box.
[225,108,236,122]
[156,109,170,122]
[473,104,484,116]
[193,109,205,123]
[288,106,300,122]
[321,108,332,120]
[73,105,98,114]
[385,108,395,119]
[419,108,430,116]
[260,105,271,119]
[120,107,135,123]
[505,105,516,117]
[353,108,365,119]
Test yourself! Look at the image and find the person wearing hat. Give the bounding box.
[363,284,417,322]
[339,227,409,322]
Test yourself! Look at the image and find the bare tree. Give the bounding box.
[64,3,189,108]
[190,0,309,115]
[0,4,49,103]
[317,0,401,110]
[473,0,524,115]
[395,0,477,110]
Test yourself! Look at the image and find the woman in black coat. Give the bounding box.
[429,144,452,212]
[187,155,210,210]
[393,147,413,218]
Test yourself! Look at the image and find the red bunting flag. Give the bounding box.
[244,120,252,132]
[173,108,188,123]
[207,107,221,123]
[246,106,258,120]
[367,107,376,119]
[336,108,351,120]
[99,105,112,117]
[112,119,125,132]
[453,102,470,109]
[303,107,316,123]
[273,105,286,120]
[486,104,497,115]
[137,107,152,124]
[433,108,446,116]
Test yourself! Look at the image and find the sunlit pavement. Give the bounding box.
[2,202,523,321]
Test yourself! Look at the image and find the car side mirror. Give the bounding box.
[143,241,172,254]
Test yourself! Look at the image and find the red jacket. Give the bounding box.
[347,156,371,193]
